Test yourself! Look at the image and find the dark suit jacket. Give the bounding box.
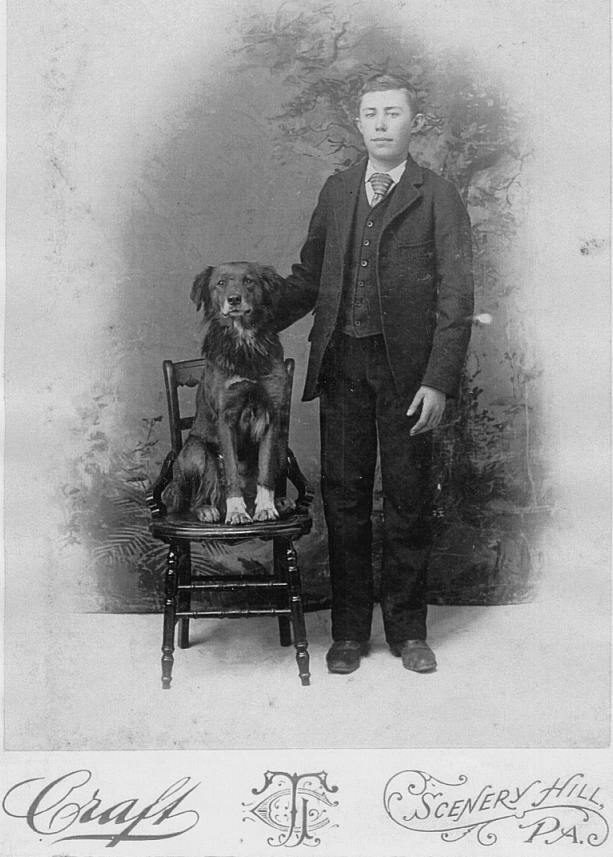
[275,155,474,402]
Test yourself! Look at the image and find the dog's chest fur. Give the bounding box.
[203,318,283,378]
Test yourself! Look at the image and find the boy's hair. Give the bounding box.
[357,74,420,114]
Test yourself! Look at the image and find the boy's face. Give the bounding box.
[356,88,415,167]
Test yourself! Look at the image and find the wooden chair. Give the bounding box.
[147,357,313,688]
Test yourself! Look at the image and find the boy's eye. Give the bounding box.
[217,280,224,286]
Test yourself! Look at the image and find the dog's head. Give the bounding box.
[190,262,283,328]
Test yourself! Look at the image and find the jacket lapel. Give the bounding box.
[381,155,423,231]
[333,160,366,256]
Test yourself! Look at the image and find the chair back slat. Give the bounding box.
[172,358,206,388]
[163,359,199,454]
[178,416,194,432]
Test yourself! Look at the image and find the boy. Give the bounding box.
[275,74,474,674]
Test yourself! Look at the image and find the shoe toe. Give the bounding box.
[326,641,366,674]
[393,640,437,673]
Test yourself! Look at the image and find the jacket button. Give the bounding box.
[366,221,374,228]
[361,260,368,267]
[363,239,371,246]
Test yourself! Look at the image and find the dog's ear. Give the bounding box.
[190,267,214,312]
[255,265,285,303]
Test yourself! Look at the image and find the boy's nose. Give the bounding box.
[375,115,388,130]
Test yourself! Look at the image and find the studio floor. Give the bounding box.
[5,520,610,751]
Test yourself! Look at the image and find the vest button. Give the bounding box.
[366,221,374,228]
[360,260,368,267]
[363,239,371,246]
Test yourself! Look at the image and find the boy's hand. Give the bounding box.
[407,386,446,435]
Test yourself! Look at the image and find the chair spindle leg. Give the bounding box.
[274,539,292,647]
[286,540,310,686]
[161,544,178,689]
[177,544,191,649]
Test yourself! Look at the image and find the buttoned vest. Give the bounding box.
[338,180,394,337]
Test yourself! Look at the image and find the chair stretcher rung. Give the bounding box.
[181,574,284,583]
[176,608,292,618]
[179,581,287,591]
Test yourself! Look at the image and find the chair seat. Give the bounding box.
[150,511,312,542]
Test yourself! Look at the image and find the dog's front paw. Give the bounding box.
[225,495,252,525]
[194,505,221,523]
[253,485,280,522]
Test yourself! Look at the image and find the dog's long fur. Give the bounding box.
[162,262,289,525]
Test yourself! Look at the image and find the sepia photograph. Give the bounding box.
[1,0,610,854]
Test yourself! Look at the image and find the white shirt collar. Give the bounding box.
[364,160,407,203]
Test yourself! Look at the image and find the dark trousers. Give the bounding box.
[319,334,433,645]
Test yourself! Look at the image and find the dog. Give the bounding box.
[162,261,290,525]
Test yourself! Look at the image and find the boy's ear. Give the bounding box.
[190,267,214,311]
[411,113,426,133]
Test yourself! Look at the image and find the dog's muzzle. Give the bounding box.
[222,298,252,318]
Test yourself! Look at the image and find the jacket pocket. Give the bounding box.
[394,238,435,259]
[394,238,435,250]
[391,240,436,281]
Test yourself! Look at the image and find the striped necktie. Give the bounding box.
[368,172,393,206]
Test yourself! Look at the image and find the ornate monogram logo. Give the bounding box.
[243,770,339,847]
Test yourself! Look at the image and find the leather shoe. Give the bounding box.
[391,639,437,673]
[326,640,367,674]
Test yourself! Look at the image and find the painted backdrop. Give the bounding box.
[7,0,605,619]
